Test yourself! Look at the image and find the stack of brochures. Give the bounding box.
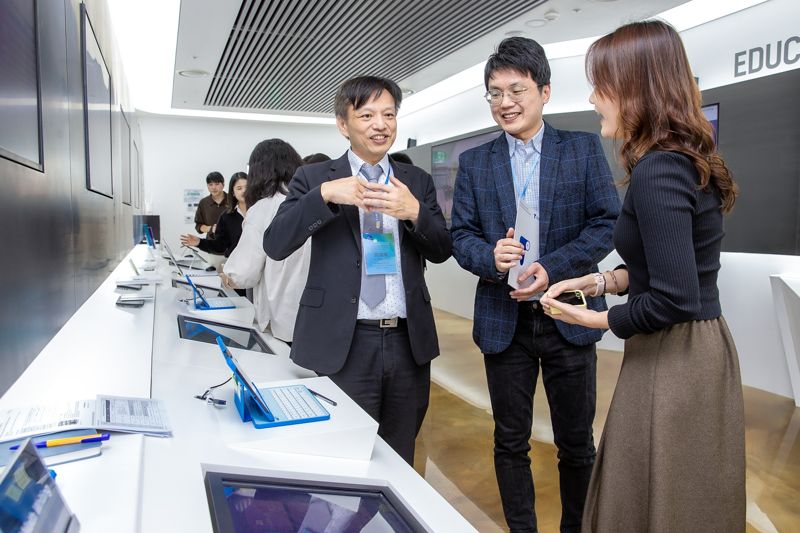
[0,395,172,447]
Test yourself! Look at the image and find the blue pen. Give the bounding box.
[9,433,110,450]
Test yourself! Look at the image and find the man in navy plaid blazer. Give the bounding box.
[451,37,620,533]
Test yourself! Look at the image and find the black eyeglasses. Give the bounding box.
[484,84,543,105]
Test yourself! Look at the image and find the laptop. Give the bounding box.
[184,275,235,310]
[0,439,80,532]
[215,336,329,429]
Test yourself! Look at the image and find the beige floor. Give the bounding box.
[413,309,800,533]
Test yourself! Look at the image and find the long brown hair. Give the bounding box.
[586,20,737,212]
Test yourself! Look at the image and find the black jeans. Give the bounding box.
[326,322,430,466]
[484,302,597,533]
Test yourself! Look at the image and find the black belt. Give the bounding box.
[356,317,407,328]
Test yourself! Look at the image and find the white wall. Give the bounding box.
[138,114,347,245]
[410,0,800,399]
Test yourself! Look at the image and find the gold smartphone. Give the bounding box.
[549,289,587,315]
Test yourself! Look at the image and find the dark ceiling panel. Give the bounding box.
[204,0,548,114]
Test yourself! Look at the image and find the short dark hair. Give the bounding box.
[206,171,224,184]
[245,139,303,208]
[484,37,550,89]
[226,171,247,212]
[334,76,402,119]
[389,152,413,165]
[302,153,331,165]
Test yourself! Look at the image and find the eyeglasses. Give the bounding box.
[484,84,543,105]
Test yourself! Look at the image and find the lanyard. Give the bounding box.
[510,149,540,204]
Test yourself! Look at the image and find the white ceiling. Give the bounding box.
[171,0,688,117]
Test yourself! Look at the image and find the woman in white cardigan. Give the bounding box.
[222,139,310,343]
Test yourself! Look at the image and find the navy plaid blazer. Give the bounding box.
[451,124,621,354]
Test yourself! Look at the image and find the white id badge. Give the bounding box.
[508,199,539,292]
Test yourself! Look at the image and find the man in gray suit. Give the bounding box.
[264,76,451,465]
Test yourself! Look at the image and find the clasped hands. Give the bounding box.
[320,176,420,223]
[494,227,549,301]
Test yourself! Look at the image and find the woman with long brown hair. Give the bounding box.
[541,20,744,532]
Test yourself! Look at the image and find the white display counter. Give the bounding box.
[770,274,800,407]
[0,245,476,532]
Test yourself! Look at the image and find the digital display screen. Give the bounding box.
[82,4,113,198]
[430,129,500,227]
[177,315,273,354]
[702,103,719,146]
[121,108,132,205]
[0,440,78,533]
[205,473,425,533]
[0,0,41,169]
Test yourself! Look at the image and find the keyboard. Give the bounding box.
[267,385,327,421]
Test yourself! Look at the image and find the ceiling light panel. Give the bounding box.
[204,0,547,114]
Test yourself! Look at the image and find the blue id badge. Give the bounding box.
[363,232,398,275]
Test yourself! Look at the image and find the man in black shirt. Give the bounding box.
[194,171,227,239]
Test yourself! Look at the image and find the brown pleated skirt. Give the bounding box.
[582,317,745,533]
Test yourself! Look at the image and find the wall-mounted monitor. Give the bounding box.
[431,129,500,227]
[0,0,43,171]
[81,4,113,198]
[132,140,141,208]
[121,108,132,205]
[702,103,719,146]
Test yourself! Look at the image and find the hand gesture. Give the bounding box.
[320,176,367,209]
[541,275,607,329]
[362,176,420,223]
[510,261,549,301]
[494,228,523,273]
[180,234,201,247]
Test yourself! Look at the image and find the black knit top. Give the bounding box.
[608,151,724,339]
[197,209,244,257]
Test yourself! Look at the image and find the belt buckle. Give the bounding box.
[379,318,398,328]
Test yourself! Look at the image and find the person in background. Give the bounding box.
[263,76,451,465]
[450,36,620,533]
[180,172,247,257]
[541,20,744,532]
[194,171,228,240]
[221,140,310,343]
[302,153,331,165]
[388,152,413,165]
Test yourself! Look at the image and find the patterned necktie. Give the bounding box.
[360,163,386,308]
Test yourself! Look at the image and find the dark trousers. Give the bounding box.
[485,302,597,533]
[326,322,430,465]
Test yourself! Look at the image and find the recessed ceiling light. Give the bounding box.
[177,69,209,78]
[524,19,548,28]
[505,30,525,37]
[401,88,415,96]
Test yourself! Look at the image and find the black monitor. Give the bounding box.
[701,103,719,146]
[133,214,161,245]
[431,128,500,228]
[205,471,427,533]
[176,315,273,354]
